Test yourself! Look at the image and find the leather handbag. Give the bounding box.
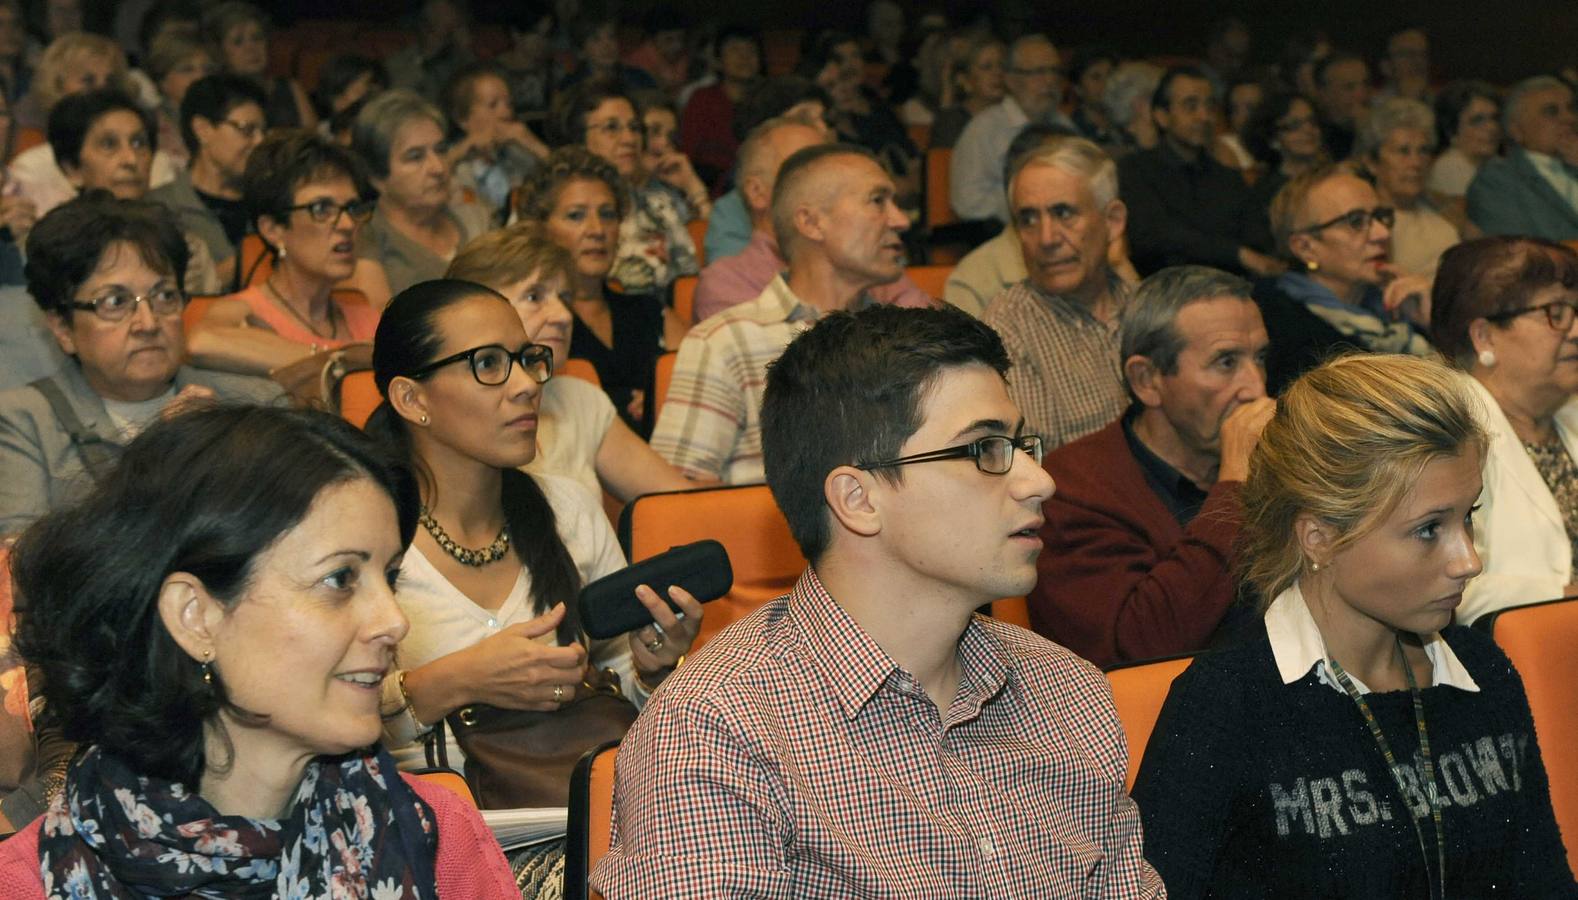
[426,665,638,809]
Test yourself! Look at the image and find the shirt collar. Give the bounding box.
[1264,583,1480,694]
[789,568,1013,720]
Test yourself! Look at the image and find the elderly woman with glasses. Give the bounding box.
[1243,91,1327,223]
[1254,165,1435,395]
[0,195,279,535]
[1429,81,1502,230]
[1429,236,1578,625]
[189,131,381,377]
[1358,97,1462,276]
[552,81,703,297]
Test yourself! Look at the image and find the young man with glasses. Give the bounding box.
[597,303,1163,898]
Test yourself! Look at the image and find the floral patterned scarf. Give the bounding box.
[38,745,438,899]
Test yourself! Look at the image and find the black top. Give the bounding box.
[1321,117,1357,162]
[263,77,301,130]
[1133,625,1578,899]
[194,187,250,251]
[1118,142,1274,277]
[1122,406,1208,526]
[568,284,664,437]
[1250,276,1359,397]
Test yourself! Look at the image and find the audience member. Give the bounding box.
[803,30,921,213]
[1200,18,1251,101]
[678,25,761,191]
[951,33,1075,223]
[1312,51,1371,160]
[1243,90,1327,222]
[141,32,216,167]
[1214,77,1263,173]
[1100,61,1163,158]
[0,283,61,391]
[0,90,35,285]
[1429,237,1578,624]
[310,54,388,126]
[350,90,491,304]
[148,73,266,289]
[1134,353,1578,899]
[1377,27,1432,103]
[1120,66,1280,277]
[47,88,219,294]
[893,16,951,127]
[446,224,696,499]
[693,116,928,322]
[559,3,657,94]
[0,405,517,896]
[495,2,557,126]
[862,0,905,70]
[444,61,548,222]
[1280,30,1331,99]
[982,136,1130,448]
[1358,97,1460,275]
[0,196,278,533]
[596,302,1164,897]
[929,31,1004,150]
[1428,80,1500,230]
[386,0,475,103]
[1255,166,1432,394]
[1068,46,1119,146]
[1029,265,1271,667]
[1467,75,1578,241]
[200,2,315,130]
[515,147,675,435]
[652,143,909,483]
[623,5,691,98]
[188,131,380,376]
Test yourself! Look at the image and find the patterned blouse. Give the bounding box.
[1523,436,1578,571]
[611,180,700,295]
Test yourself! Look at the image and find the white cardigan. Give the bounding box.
[1459,374,1578,625]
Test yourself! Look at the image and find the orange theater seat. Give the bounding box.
[619,483,804,652]
[565,740,621,900]
[239,234,272,286]
[905,265,951,301]
[11,127,44,160]
[561,358,602,387]
[409,768,478,808]
[990,596,1031,629]
[338,370,381,428]
[182,295,216,336]
[1477,596,1578,869]
[1105,655,1193,789]
[907,123,931,152]
[652,351,677,423]
[672,275,698,324]
[686,218,708,267]
[925,146,955,230]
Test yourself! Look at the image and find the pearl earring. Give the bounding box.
[419,414,429,425]
[1309,561,1322,572]
[1478,349,1497,368]
[1304,258,1319,272]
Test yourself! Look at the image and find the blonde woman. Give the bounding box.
[1132,354,1576,899]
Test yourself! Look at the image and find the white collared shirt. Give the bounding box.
[1264,583,1479,694]
[1524,150,1578,213]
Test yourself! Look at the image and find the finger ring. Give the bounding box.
[650,620,667,638]
[645,635,665,652]
[553,684,565,703]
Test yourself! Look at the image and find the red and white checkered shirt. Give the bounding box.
[592,569,1166,898]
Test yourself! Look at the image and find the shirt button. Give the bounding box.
[977,836,995,857]
[486,618,498,629]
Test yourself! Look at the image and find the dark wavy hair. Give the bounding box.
[241,129,372,237]
[10,405,419,787]
[25,192,189,319]
[513,145,629,223]
[364,279,584,639]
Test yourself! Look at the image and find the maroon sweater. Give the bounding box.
[1029,419,1242,668]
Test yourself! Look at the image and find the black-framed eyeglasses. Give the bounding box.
[69,287,185,321]
[1487,299,1578,331]
[408,343,555,386]
[1298,206,1395,234]
[857,434,1045,476]
[221,118,263,139]
[283,197,376,225]
[586,118,646,138]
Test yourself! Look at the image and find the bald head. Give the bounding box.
[739,117,828,222]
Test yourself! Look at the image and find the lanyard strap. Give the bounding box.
[1326,636,1446,900]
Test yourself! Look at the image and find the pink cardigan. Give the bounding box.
[0,773,518,898]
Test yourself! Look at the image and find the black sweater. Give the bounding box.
[1132,626,1577,898]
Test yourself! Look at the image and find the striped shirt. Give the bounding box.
[651,275,851,484]
[592,568,1165,899]
[983,277,1130,450]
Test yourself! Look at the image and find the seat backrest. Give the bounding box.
[565,740,621,900]
[905,265,952,301]
[239,234,273,286]
[653,351,678,424]
[619,484,804,651]
[1480,596,1578,869]
[10,127,44,160]
[686,218,708,267]
[561,358,602,387]
[407,768,478,808]
[925,147,955,229]
[1105,655,1193,790]
[990,596,1030,629]
[672,275,699,324]
[339,370,382,428]
[182,295,216,336]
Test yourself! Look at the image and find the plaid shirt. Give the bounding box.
[982,276,1130,450]
[651,276,850,484]
[592,569,1165,899]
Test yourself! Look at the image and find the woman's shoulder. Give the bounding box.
[1440,624,1519,686]
[398,775,517,897]
[0,816,43,896]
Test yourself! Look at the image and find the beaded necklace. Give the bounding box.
[418,507,509,567]
[1326,636,1446,900]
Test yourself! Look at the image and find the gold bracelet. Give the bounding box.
[397,670,430,733]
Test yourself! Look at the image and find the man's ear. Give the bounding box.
[156,571,227,663]
[741,173,770,216]
[387,375,431,427]
[1294,511,1336,570]
[792,204,825,245]
[823,464,882,541]
[43,310,77,356]
[1123,354,1162,408]
[1104,198,1128,244]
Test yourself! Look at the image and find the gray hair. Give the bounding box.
[1503,75,1574,137]
[1009,135,1119,209]
[1102,61,1163,129]
[1120,265,1253,378]
[352,89,447,180]
[1356,96,1436,159]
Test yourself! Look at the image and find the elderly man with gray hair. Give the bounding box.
[1467,75,1578,240]
[1026,265,1273,668]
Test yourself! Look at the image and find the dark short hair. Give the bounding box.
[441,60,510,135]
[1430,236,1578,368]
[47,87,155,171]
[761,304,1011,563]
[733,74,832,142]
[241,129,372,233]
[1434,80,1499,147]
[548,78,635,149]
[25,193,189,318]
[796,29,857,81]
[514,145,629,222]
[1242,89,1315,165]
[11,405,419,787]
[312,53,389,120]
[179,73,267,156]
[1151,65,1210,112]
